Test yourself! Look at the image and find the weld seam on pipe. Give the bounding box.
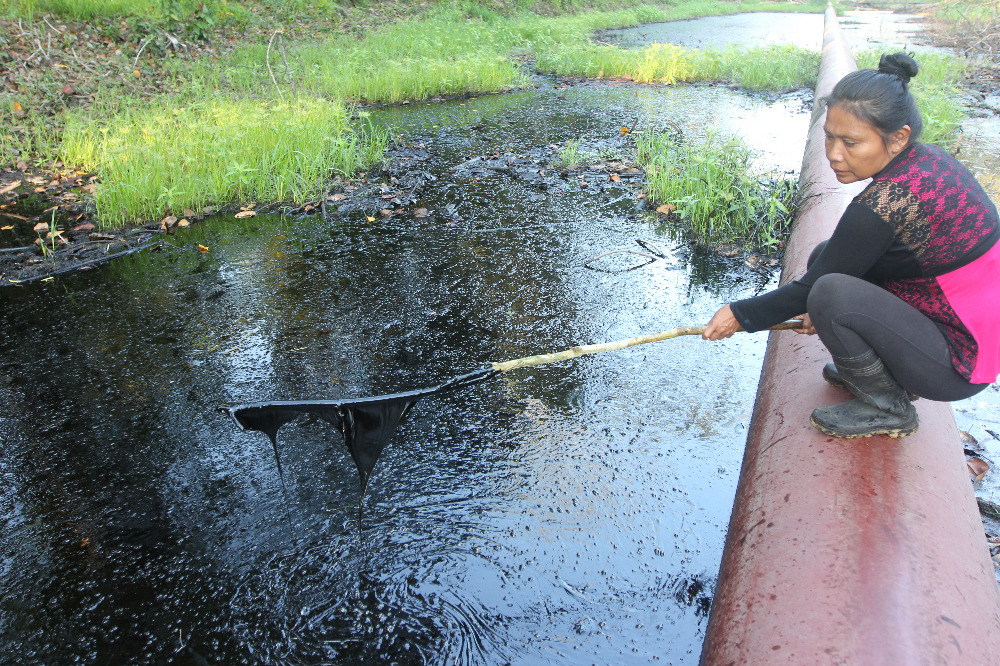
[700,5,1000,664]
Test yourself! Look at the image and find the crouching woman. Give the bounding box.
[703,52,1000,438]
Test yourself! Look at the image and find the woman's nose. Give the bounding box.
[826,141,842,163]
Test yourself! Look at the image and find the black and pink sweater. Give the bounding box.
[731,142,1000,384]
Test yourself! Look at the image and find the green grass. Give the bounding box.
[2,0,155,19]
[189,2,827,105]
[206,8,530,104]
[537,42,820,90]
[2,0,237,21]
[636,130,798,250]
[12,0,973,232]
[60,96,389,226]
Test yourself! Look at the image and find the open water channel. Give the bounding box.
[1,10,998,665]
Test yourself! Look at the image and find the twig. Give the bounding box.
[491,321,803,372]
[41,16,63,34]
[266,30,285,102]
[22,43,45,67]
[70,46,97,74]
[134,37,152,67]
[278,35,296,96]
[0,245,36,255]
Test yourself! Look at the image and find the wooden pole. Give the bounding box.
[491,321,802,373]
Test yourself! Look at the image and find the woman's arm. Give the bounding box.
[726,203,896,332]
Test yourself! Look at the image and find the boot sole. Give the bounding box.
[810,415,919,439]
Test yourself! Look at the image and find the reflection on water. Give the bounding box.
[0,81,798,664]
[599,9,944,54]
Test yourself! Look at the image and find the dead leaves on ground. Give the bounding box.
[968,456,990,483]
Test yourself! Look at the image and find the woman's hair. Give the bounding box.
[825,52,923,143]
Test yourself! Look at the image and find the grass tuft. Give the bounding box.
[60,96,388,227]
[636,130,798,250]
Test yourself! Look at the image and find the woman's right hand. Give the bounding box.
[703,304,743,340]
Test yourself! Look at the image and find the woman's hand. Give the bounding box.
[703,304,743,340]
[793,314,817,335]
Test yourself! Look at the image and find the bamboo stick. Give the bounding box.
[491,321,803,373]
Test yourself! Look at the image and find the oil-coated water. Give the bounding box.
[0,81,802,664]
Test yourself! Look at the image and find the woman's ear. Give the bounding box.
[889,125,912,154]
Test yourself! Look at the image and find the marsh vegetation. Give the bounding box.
[0,0,979,246]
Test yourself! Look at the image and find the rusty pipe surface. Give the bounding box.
[700,5,1000,664]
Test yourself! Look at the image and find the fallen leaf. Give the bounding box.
[33,222,49,233]
[160,215,178,228]
[716,244,741,258]
[62,85,74,95]
[183,208,197,217]
[0,225,13,231]
[328,193,347,201]
[0,180,22,195]
[380,209,392,216]
[365,215,376,223]
[968,457,990,482]
[176,219,189,228]
[656,204,676,215]
[198,244,209,253]
[234,210,256,218]
[72,222,96,232]
[414,208,429,218]
[610,173,621,182]
[960,430,979,448]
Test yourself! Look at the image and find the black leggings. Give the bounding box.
[805,242,989,402]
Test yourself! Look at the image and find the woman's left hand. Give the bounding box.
[793,314,817,335]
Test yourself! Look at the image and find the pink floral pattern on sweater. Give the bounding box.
[854,143,999,380]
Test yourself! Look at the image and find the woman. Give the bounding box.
[703,52,1000,439]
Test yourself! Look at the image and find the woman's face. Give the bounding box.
[823,104,910,183]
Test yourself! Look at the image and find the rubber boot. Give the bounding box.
[810,350,919,438]
[823,362,918,401]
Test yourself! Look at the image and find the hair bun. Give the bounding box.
[878,52,919,86]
